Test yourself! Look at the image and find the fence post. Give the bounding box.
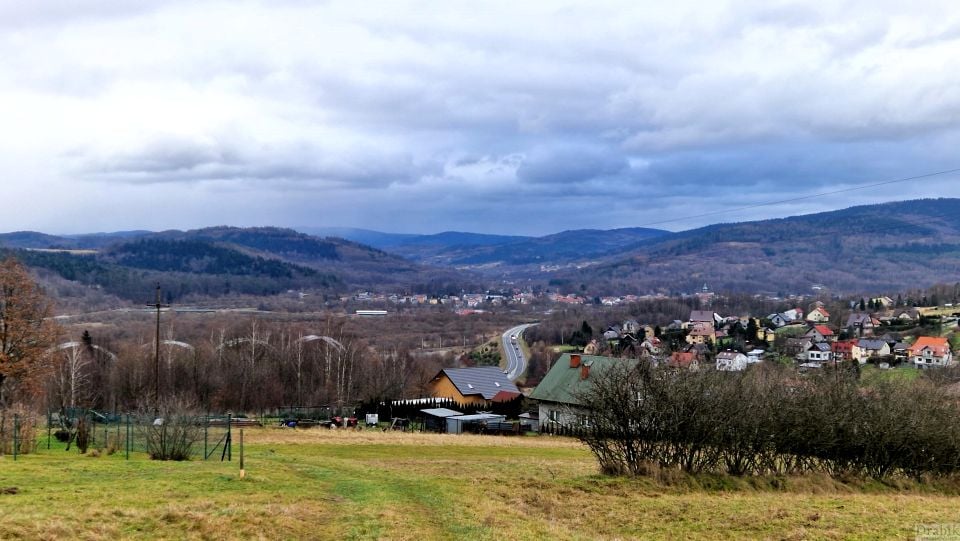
[125,414,130,460]
[13,414,19,461]
[227,414,232,462]
[47,410,52,450]
[203,414,208,461]
[239,429,245,479]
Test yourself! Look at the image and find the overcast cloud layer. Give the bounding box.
[2,0,960,235]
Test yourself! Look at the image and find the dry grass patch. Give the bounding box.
[251,426,586,448]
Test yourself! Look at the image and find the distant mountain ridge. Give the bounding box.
[0,226,469,301]
[555,198,960,295]
[296,226,669,269]
[5,198,960,299]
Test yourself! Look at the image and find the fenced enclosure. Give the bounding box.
[0,408,238,462]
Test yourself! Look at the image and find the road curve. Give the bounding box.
[501,323,538,381]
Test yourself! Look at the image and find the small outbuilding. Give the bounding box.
[420,408,462,432]
[445,413,506,435]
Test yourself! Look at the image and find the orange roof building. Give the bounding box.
[909,337,953,368]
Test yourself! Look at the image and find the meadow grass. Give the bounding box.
[860,363,920,384]
[0,428,958,540]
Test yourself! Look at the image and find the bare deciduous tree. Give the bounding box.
[0,258,58,405]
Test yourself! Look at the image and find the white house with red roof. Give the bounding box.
[804,324,836,343]
[805,307,830,323]
[910,337,953,368]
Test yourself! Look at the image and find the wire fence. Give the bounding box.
[0,408,238,462]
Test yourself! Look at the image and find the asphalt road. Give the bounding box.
[501,323,538,381]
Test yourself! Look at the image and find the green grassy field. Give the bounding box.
[1,429,958,540]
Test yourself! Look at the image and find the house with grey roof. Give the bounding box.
[715,351,748,371]
[846,313,876,337]
[688,310,719,327]
[804,342,833,364]
[856,339,890,362]
[427,366,520,407]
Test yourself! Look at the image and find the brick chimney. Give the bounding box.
[580,360,592,380]
[570,354,581,368]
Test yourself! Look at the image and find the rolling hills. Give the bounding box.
[0,227,469,302]
[555,198,960,295]
[5,198,960,301]
[300,226,669,269]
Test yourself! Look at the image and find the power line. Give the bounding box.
[637,167,960,229]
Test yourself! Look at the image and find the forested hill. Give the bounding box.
[306,226,669,268]
[435,227,669,267]
[0,227,474,302]
[151,227,342,262]
[556,198,960,295]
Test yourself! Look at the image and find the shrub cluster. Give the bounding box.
[138,399,203,461]
[577,363,960,480]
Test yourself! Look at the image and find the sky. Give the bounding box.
[2,0,960,236]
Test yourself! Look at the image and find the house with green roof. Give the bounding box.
[529,353,634,430]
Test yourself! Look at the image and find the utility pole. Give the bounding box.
[148,283,169,404]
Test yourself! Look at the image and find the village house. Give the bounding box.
[757,326,776,345]
[804,324,836,343]
[685,322,715,345]
[892,342,911,362]
[767,313,790,328]
[716,351,748,371]
[831,340,859,362]
[638,338,662,356]
[685,310,719,331]
[893,308,920,322]
[805,307,831,323]
[427,366,520,407]
[668,350,699,370]
[871,296,895,309]
[846,313,877,337]
[909,337,954,369]
[530,354,633,429]
[804,342,833,364]
[856,339,890,362]
[785,337,813,358]
[614,319,638,336]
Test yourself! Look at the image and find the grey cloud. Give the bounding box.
[73,136,430,189]
[517,147,629,185]
[5,1,960,235]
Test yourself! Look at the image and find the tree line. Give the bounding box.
[0,256,455,415]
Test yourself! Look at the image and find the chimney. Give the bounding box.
[580,360,592,380]
[570,354,581,368]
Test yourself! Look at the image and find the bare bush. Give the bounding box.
[139,399,203,461]
[578,363,960,481]
[0,406,37,455]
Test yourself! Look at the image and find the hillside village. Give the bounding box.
[411,295,960,436]
[584,300,956,373]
